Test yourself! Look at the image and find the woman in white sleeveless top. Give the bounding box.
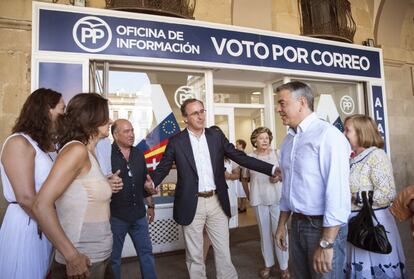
[242,127,290,279]
[0,88,65,279]
[33,93,113,279]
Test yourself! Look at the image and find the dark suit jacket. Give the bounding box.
[150,127,274,225]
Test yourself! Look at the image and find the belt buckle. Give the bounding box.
[198,190,214,198]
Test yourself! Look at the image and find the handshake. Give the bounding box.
[270,167,283,183]
[144,175,158,195]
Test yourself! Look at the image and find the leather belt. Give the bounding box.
[196,190,216,198]
[292,212,323,221]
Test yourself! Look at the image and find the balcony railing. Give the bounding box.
[106,0,196,19]
[299,0,356,43]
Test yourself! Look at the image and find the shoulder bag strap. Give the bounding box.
[362,191,382,225]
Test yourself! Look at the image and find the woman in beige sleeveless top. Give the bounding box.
[33,93,113,279]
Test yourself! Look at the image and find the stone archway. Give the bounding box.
[373,0,414,190]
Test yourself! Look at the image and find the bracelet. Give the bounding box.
[147,204,155,209]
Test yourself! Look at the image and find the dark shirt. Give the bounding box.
[111,142,150,223]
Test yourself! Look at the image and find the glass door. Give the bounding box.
[213,105,265,229]
[213,106,238,228]
[213,106,235,143]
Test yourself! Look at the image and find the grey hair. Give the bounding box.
[276,81,314,111]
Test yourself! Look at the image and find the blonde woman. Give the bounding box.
[242,127,289,279]
[343,114,407,278]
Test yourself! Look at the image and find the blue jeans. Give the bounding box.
[291,217,347,279]
[110,216,157,279]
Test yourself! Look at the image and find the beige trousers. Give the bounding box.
[183,195,238,279]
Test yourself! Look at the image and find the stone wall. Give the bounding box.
[0,0,32,223]
[194,0,232,24]
[271,0,301,35]
[386,63,414,190]
[382,1,414,191]
[351,0,375,44]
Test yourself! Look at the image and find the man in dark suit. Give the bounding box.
[145,99,278,279]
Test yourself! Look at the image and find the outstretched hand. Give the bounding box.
[144,174,158,195]
[108,170,123,193]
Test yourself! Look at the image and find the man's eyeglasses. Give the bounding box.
[188,109,206,117]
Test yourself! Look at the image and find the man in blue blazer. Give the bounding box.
[146,98,278,279]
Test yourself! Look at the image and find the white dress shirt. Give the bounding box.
[279,113,351,227]
[188,129,216,192]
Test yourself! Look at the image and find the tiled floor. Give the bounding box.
[120,208,414,278]
[237,205,257,227]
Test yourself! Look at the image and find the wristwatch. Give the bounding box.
[319,239,334,249]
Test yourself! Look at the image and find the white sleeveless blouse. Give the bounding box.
[0,133,53,279]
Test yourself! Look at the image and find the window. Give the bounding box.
[92,64,205,146]
[214,85,264,104]
[90,62,206,182]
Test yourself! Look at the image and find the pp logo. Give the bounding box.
[72,16,112,53]
[174,86,195,108]
[340,95,355,115]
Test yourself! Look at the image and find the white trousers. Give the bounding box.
[183,195,238,279]
[254,204,289,270]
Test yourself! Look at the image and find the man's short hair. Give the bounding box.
[180,98,204,116]
[236,139,247,149]
[276,81,314,111]
[111,121,118,136]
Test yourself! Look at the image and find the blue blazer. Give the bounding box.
[151,127,274,226]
